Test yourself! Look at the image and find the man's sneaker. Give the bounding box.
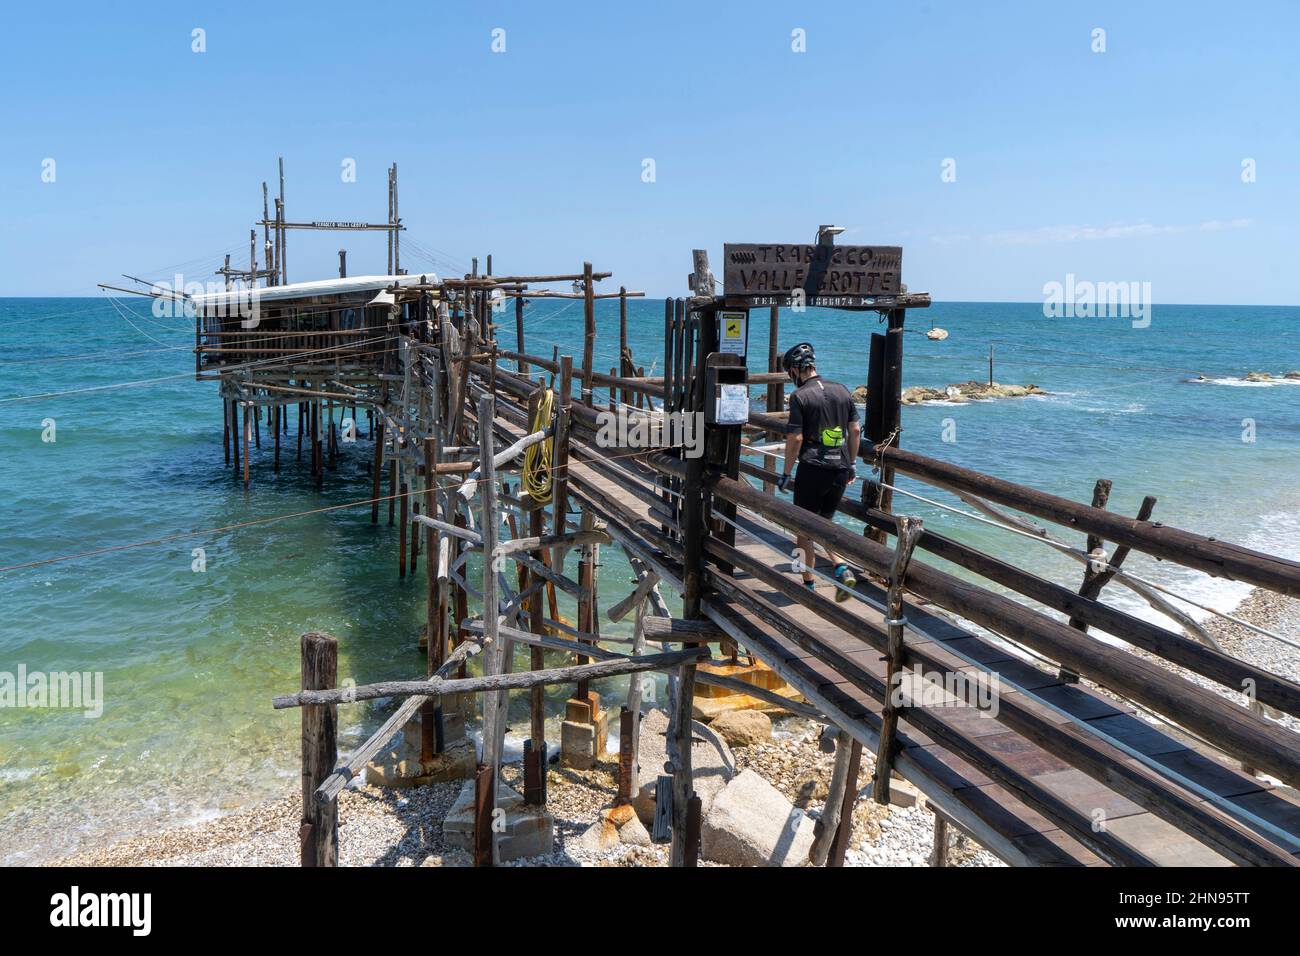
[803,578,816,592]
[833,564,858,602]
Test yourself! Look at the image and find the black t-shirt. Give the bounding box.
[786,375,859,469]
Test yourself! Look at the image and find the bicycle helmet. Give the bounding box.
[781,341,816,372]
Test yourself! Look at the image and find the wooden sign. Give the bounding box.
[723,243,902,306]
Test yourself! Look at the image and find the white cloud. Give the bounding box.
[930,219,1251,246]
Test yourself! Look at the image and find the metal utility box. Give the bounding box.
[705,352,749,426]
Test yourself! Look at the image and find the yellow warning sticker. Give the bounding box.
[719,311,746,355]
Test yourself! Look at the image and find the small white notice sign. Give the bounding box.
[716,384,749,425]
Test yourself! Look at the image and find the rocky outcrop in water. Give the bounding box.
[901,380,1046,405]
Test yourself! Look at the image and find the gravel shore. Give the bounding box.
[52,717,996,868]
[53,588,1294,868]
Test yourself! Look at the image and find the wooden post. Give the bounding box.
[581,262,595,404]
[1061,478,1113,682]
[328,401,338,470]
[624,588,650,799]
[473,763,493,868]
[399,482,409,578]
[618,286,628,408]
[764,304,781,492]
[273,404,281,474]
[811,729,853,865]
[314,400,323,491]
[242,402,251,490]
[827,740,863,866]
[526,389,547,800]
[371,419,385,524]
[222,398,230,465]
[930,812,950,867]
[299,631,338,867]
[422,437,442,762]
[669,660,697,867]
[388,460,398,526]
[230,401,241,476]
[515,295,528,374]
[297,402,304,461]
[551,357,573,547]
[575,509,597,700]
[478,393,505,865]
[988,344,994,387]
[617,706,634,805]
[873,516,923,804]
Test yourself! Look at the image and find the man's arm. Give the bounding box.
[783,431,803,477]
[846,421,861,468]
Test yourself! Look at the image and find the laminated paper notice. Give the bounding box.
[716,384,749,425]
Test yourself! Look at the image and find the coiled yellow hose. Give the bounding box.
[523,388,554,503]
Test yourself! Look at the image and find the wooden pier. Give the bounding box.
[188,175,1300,867]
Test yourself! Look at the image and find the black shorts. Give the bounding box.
[793,463,851,520]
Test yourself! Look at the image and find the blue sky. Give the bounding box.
[1,1,1297,302]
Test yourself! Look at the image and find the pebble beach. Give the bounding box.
[51,585,1298,869]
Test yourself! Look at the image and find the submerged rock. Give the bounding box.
[1244,371,1273,382]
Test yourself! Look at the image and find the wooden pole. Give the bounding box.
[516,295,527,374]
[930,812,950,867]
[811,729,854,865]
[222,398,230,465]
[525,390,547,801]
[388,460,398,526]
[551,357,573,549]
[581,262,595,404]
[231,400,241,475]
[874,516,924,804]
[764,304,781,492]
[423,436,442,762]
[827,740,864,866]
[399,482,409,578]
[242,402,251,490]
[1061,478,1113,682]
[273,404,281,473]
[478,393,504,865]
[299,631,338,867]
[669,660,697,867]
[371,419,385,524]
[618,286,628,409]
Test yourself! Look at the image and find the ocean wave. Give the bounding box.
[1189,375,1300,388]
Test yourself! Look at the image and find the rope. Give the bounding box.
[523,388,555,503]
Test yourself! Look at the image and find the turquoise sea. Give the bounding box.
[1,295,1298,863]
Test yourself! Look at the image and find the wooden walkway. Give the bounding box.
[553,433,1300,867]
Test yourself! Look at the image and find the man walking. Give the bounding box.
[776,342,861,601]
